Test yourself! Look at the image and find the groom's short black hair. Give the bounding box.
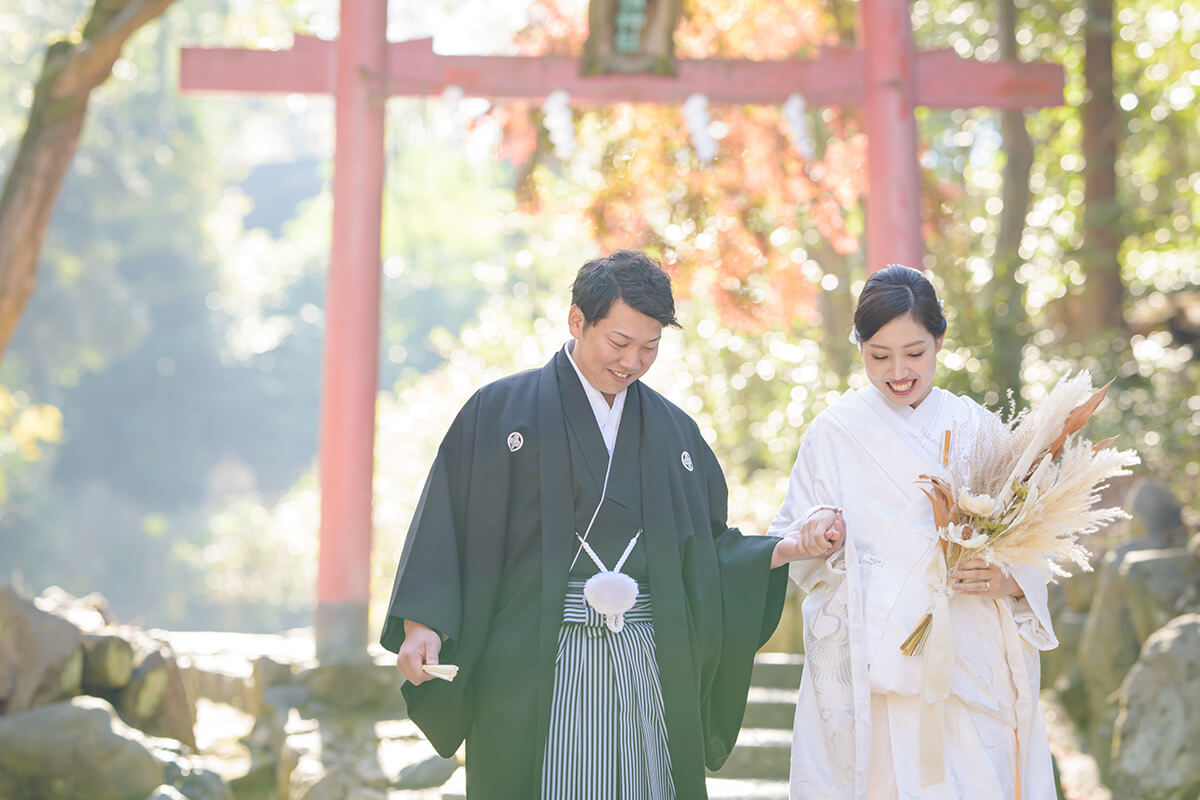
[571,250,680,329]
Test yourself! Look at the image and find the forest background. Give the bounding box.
[1,0,1196,636]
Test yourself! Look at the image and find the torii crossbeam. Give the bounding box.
[180,0,1064,661]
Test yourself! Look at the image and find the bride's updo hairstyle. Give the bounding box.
[851,265,947,345]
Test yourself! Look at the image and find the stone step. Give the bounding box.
[708,727,791,782]
[742,685,797,730]
[440,768,466,800]
[440,727,793,796]
[749,651,804,690]
[441,768,790,799]
[440,652,801,798]
[439,730,791,798]
[706,777,789,798]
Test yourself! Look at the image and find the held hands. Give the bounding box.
[951,558,1023,599]
[771,508,846,568]
[395,619,443,685]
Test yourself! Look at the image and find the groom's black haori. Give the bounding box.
[380,251,789,799]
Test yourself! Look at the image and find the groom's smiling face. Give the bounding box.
[861,312,943,408]
[568,299,663,404]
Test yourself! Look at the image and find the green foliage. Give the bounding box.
[0,388,61,505]
[908,0,1199,515]
[379,101,530,379]
[2,0,1196,636]
[0,1,542,628]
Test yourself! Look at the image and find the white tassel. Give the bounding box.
[576,529,643,633]
[583,571,639,633]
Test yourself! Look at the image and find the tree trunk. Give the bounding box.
[992,0,1034,402]
[817,0,856,386]
[0,0,176,358]
[1077,0,1124,336]
[816,250,854,383]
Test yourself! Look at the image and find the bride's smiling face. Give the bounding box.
[861,312,943,408]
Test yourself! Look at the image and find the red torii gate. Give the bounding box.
[180,0,1063,660]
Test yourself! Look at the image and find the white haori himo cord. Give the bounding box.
[568,443,614,572]
[576,529,643,633]
[567,447,642,633]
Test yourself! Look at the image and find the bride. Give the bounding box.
[770,266,1059,799]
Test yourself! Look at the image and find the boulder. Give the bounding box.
[288,762,348,800]
[393,754,459,790]
[278,724,317,793]
[244,683,307,762]
[344,789,387,800]
[231,682,305,800]
[161,755,233,800]
[1075,481,1199,776]
[118,635,197,749]
[1109,614,1200,800]
[280,732,339,800]
[254,654,299,697]
[228,762,275,798]
[1058,566,1100,615]
[121,648,172,721]
[1119,547,1199,642]
[1051,666,1089,733]
[349,743,389,789]
[284,756,387,800]
[1041,608,1087,689]
[0,584,82,715]
[1077,548,1141,735]
[145,788,189,800]
[0,695,163,800]
[82,631,136,690]
[145,738,234,800]
[173,641,296,715]
[35,585,115,633]
[1127,479,1187,546]
[277,712,403,799]
[152,642,199,750]
[297,662,406,713]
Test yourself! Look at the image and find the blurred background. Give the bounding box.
[1,0,1196,639]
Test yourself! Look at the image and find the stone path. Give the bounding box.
[173,630,1107,799]
[1042,692,1111,800]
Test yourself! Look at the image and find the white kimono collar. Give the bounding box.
[824,386,958,503]
[563,340,626,456]
[863,384,951,465]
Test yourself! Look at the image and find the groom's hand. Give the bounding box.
[396,619,443,685]
[771,509,845,567]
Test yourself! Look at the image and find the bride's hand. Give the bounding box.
[951,559,1022,598]
[771,509,845,567]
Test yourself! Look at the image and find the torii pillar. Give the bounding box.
[863,0,923,267]
[317,1,386,661]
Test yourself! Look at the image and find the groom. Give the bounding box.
[381,249,843,799]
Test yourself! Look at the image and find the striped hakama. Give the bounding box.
[541,579,675,800]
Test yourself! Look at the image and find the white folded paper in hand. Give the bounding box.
[422,664,459,682]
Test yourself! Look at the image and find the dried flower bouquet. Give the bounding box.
[900,371,1141,656]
